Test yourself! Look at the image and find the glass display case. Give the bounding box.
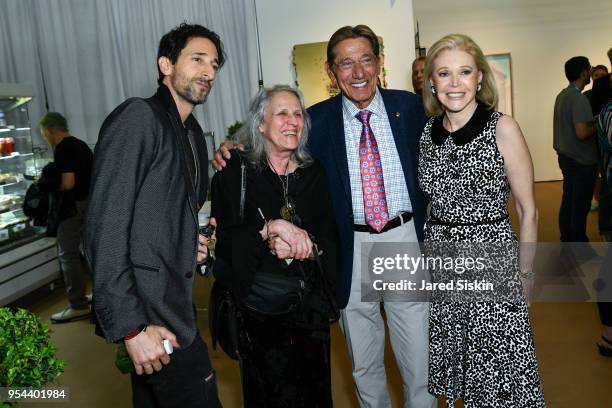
[0,83,58,306]
[0,83,49,254]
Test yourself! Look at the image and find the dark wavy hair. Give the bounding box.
[564,56,590,82]
[157,22,226,85]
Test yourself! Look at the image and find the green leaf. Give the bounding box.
[0,308,64,388]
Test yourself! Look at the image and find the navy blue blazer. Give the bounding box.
[307,88,427,308]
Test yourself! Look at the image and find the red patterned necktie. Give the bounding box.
[356,110,389,232]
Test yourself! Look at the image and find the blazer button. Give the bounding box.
[185,271,193,279]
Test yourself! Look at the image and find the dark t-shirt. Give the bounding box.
[54,136,94,200]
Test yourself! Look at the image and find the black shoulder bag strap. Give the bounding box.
[311,242,341,320]
[239,156,246,222]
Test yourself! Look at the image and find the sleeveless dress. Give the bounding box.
[418,104,546,407]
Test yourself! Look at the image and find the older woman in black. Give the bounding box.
[211,86,339,407]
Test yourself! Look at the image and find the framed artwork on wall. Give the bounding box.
[292,38,387,108]
[485,53,513,116]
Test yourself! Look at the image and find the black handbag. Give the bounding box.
[242,270,309,316]
[209,279,250,361]
[236,157,333,318]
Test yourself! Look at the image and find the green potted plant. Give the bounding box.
[226,121,243,140]
[0,308,64,407]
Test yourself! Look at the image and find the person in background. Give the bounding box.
[585,65,609,212]
[40,112,93,323]
[553,56,597,243]
[211,85,340,406]
[590,47,612,116]
[584,64,609,104]
[411,56,426,95]
[214,25,435,408]
[83,23,223,407]
[419,33,545,407]
[595,78,612,356]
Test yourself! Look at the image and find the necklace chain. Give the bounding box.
[267,158,296,221]
[267,158,290,197]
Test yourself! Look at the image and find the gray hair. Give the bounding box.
[233,85,312,167]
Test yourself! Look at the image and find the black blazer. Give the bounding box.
[83,85,208,346]
[307,88,427,308]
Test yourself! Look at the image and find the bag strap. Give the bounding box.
[311,242,340,320]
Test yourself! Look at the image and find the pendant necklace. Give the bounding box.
[267,158,295,221]
[444,115,454,140]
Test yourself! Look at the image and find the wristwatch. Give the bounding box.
[124,324,148,341]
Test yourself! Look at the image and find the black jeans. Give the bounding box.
[131,332,221,408]
[557,154,597,242]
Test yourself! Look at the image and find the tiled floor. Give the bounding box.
[15,181,612,407]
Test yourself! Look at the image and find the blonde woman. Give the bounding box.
[418,34,545,407]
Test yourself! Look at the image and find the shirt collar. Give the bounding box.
[342,87,385,120]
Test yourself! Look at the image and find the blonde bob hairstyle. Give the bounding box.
[422,34,498,117]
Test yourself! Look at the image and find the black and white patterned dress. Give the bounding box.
[418,104,546,407]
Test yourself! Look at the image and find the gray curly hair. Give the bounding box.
[233,85,312,167]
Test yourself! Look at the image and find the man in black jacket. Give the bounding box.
[40,112,93,323]
[83,23,223,407]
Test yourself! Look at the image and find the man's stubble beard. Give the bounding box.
[172,74,210,106]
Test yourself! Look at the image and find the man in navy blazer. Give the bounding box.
[308,25,434,407]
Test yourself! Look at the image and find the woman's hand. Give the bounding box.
[520,275,535,307]
[266,219,312,260]
[268,236,292,259]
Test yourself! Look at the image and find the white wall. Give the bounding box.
[414,0,612,181]
[255,0,416,92]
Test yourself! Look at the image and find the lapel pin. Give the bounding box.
[395,112,400,117]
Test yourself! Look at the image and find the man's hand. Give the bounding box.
[211,141,243,171]
[197,217,217,263]
[267,219,313,260]
[124,325,179,375]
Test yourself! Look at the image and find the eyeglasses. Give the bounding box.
[335,55,377,72]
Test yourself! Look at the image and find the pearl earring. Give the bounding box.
[477,83,482,92]
[431,85,436,95]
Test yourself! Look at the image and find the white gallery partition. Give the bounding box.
[255,0,417,93]
[413,0,612,182]
[0,0,260,148]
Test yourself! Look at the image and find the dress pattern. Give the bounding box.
[418,104,546,407]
